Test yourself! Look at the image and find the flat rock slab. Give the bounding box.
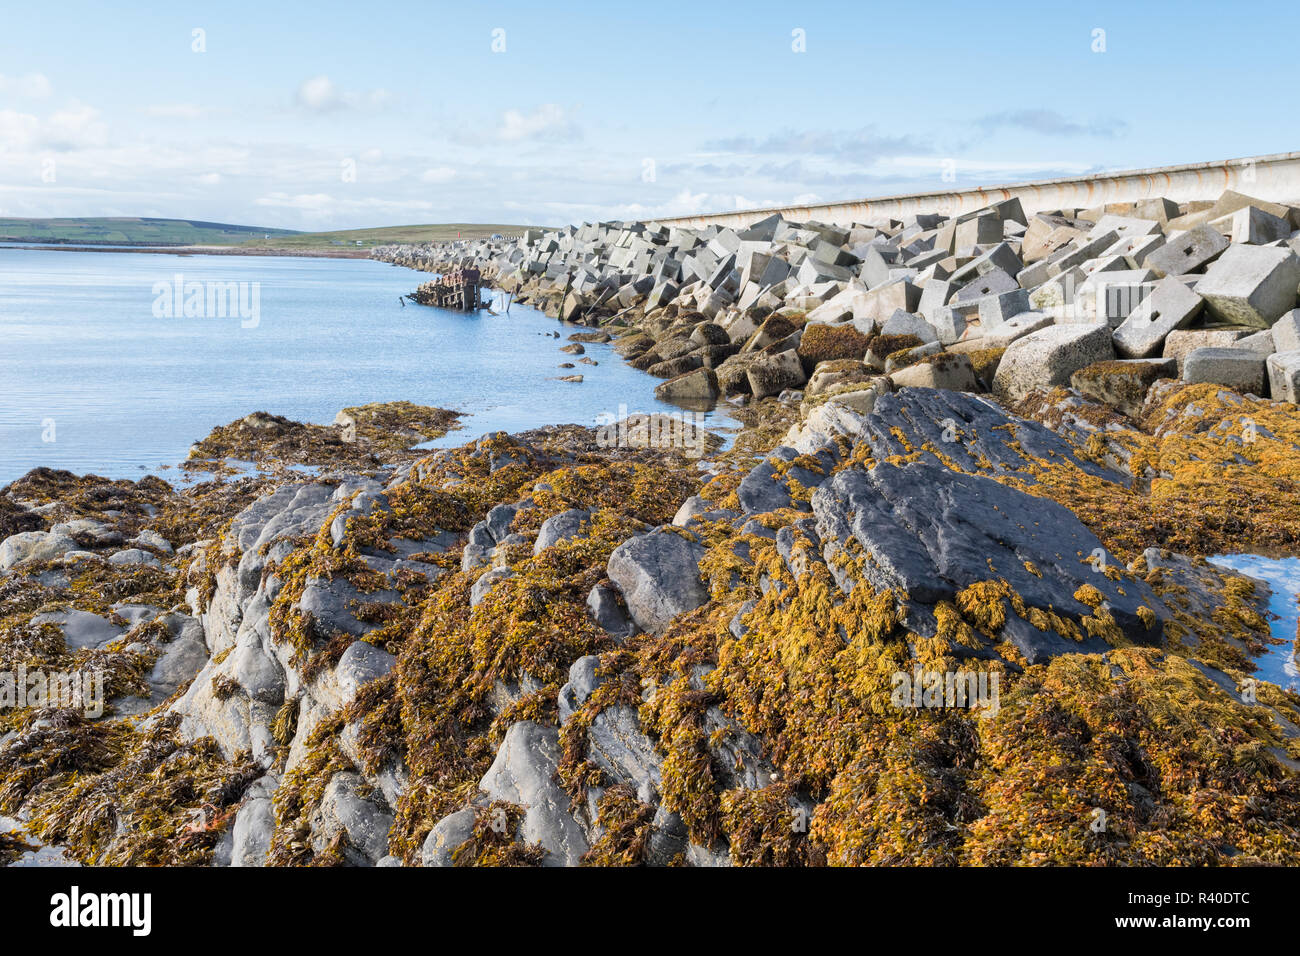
[812,460,1163,664]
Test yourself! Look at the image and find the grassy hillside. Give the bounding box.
[236,223,538,251]
[0,217,299,246]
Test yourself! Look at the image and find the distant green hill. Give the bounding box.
[0,217,299,246]
[236,223,538,251]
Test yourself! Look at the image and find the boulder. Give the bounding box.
[606,528,708,633]
[479,721,588,866]
[309,771,394,866]
[533,509,591,555]
[0,531,78,572]
[993,322,1115,401]
[811,461,1162,664]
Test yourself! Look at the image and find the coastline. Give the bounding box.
[4,189,1300,869]
[1,243,371,259]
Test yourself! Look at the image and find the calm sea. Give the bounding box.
[0,248,732,483]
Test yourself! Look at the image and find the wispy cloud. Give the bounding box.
[973,109,1128,139]
[702,126,933,162]
[497,104,580,143]
[144,103,209,120]
[294,75,392,113]
[0,73,52,98]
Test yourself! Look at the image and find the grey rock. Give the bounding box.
[0,531,78,572]
[420,808,477,867]
[309,771,394,866]
[479,721,589,866]
[533,509,591,555]
[606,528,708,634]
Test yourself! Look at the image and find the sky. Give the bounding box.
[1,0,1297,232]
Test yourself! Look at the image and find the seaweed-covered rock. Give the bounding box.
[607,528,708,633]
[478,721,588,866]
[0,530,78,572]
[1070,358,1176,419]
[308,771,394,866]
[812,460,1162,662]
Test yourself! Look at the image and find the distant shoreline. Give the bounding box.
[0,243,371,259]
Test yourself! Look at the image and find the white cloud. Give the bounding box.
[296,76,337,111]
[295,75,391,113]
[253,191,434,218]
[197,172,222,185]
[0,73,52,98]
[420,166,456,184]
[497,104,579,142]
[0,110,40,150]
[0,101,107,151]
[145,103,207,119]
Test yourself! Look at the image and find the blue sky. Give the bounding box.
[1,0,1296,230]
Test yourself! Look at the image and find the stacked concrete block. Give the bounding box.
[370,185,1300,410]
[1182,347,1267,394]
[1193,245,1300,327]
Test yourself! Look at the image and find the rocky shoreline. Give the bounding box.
[3,189,1300,867]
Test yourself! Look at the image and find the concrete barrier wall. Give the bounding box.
[649,151,1300,229]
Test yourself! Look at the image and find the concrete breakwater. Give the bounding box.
[371,182,1300,420]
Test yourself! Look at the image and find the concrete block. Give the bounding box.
[1103,232,1166,268]
[979,289,1033,330]
[952,269,1019,304]
[1235,328,1275,357]
[889,353,981,392]
[927,307,968,346]
[1272,309,1300,351]
[917,279,957,320]
[1070,357,1176,418]
[1211,205,1293,245]
[1089,215,1160,239]
[1112,277,1205,358]
[1266,350,1300,402]
[947,242,1022,285]
[1193,244,1300,328]
[954,214,1001,251]
[1048,231,1121,277]
[880,309,940,344]
[1162,327,1254,372]
[1134,197,1180,223]
[1022,219,1085,264]
[1145,224,1229,278]
[982,311,1054,347]
[1182,347,1267,394]
[854,278,921,320]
